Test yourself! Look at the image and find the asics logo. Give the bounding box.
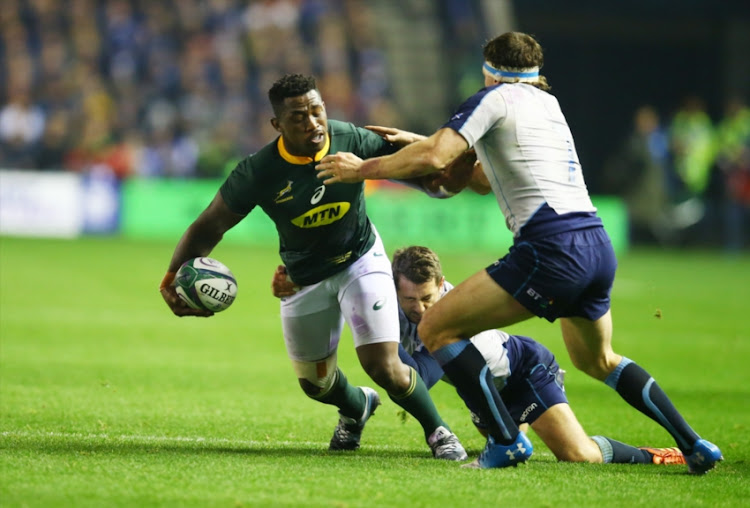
[311,185,326,204]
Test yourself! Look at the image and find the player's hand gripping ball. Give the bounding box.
[175,257,238,312]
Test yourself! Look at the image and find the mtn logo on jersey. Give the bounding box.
[274,180,293,203]
[291,202,351,228]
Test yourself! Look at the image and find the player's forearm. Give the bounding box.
[359,157,431,181]
[166,192,244,273]
[166,223,223,273]
[360,141,445,181]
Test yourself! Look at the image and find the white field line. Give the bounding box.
[0,429,557,458]
[0,430,404,451]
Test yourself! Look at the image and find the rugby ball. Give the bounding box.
[174,257,237,312]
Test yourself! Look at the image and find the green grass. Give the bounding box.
[1,236,749,507]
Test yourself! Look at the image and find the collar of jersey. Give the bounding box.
[277,133,330,164]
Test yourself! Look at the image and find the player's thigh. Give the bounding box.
[559,311,621,380]
[339,269,400,348]
[280,285,344,362]
[530,403,602,463]
[419,268,533,345]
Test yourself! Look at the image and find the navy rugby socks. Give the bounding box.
[605,357,700,453]
[591,436,653,464]
[432,340,519,445]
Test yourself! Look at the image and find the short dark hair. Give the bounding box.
[483,32,550,91]
[392,246,443,289]
[268,74,318,116]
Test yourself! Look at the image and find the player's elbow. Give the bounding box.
[412,151,449,174]
[470,182,492,195]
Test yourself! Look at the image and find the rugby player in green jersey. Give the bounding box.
[159,74,467,460]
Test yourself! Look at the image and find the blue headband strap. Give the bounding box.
[483,62,539,79]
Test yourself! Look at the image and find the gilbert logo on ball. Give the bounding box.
[175,257,237,312]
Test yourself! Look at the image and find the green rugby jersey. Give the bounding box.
[220,119,398,285]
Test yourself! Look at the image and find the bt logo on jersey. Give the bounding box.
[526,287,553,309]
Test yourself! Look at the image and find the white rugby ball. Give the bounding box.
[174,257,237,312]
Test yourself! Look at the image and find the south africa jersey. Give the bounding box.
[220,119,397,285]
[443,83,602,239]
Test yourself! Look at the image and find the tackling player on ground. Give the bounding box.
[274,245,688,467]
[315,32,722,473]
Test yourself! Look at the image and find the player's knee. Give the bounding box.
[291,355,338,399]
[570,354,619,382]
[553,443,601,463]
[297,378,325,397]
[360,356,409,393]
[416,314,445,351]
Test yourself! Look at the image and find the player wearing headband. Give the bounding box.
[315,32,722,473]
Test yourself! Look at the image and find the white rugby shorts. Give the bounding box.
[279,234,400,362]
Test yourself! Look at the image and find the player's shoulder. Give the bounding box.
[327,119,360,136]
[328,118,389,155]
[234,139,282,173]
[329,119,386,141]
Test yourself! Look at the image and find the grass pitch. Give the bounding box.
[1,236,749,507]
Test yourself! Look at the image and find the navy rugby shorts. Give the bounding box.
[466,335,567,428]
[486,226,616,322]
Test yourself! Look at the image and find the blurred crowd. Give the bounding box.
[0,0,399,179]
[2,0,747,249]
[602,96,750,251]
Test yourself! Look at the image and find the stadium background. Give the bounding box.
[1,0,749,252]
[2,2,750,506]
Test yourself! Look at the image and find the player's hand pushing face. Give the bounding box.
[316,152,364,184]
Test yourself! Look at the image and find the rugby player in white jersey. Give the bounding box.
[315,32,722,473]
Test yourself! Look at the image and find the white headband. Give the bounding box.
[483,62,540,83]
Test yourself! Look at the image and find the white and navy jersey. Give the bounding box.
[443,83,602,239]
[399,280,513,385]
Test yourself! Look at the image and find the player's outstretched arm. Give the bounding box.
[364,125,427,147]
[317,127,469,185]
[160,192,244,317]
